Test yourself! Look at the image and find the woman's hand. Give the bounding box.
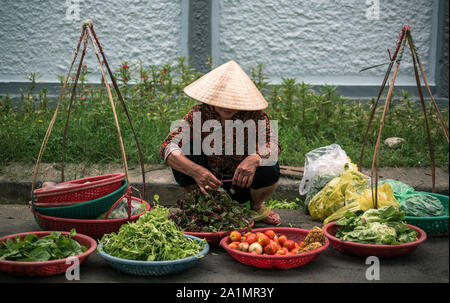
[192,166,223,195]
[233,154,261,188]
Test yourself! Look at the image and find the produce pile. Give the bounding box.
[335,206,418,245]
[399,193,446,217]
[0,229,86,261]
[99,205,206,261]
[226,227,326,256]
[169,189,253,233]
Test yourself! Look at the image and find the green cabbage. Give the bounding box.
[335,206,418,245]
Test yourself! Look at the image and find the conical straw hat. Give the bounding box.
[184,60,268,111]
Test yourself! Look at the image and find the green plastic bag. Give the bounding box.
[378,179,414,200]
[397,193,446,217]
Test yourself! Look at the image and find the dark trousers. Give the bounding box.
[172,153,280,204]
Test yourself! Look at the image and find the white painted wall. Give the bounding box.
[212,0,437,86]
[0,0,187,83]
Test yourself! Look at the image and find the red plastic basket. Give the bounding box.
[33,173,126,204]
[32,197,150,240]
[220,227,329,269]
[323,222,427,258]
[0,231,97,277]
[184,221,254,246]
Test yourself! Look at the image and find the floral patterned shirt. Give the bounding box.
[160,104,280,178]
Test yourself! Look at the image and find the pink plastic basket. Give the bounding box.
[323,222,427,258]
[0,231,97,277]
[33,173,125,204]
[220,227,329,269]
[33,197,150,240]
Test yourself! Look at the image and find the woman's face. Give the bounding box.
[214,106,239,120]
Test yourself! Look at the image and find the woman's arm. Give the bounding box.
[166,150,222,194]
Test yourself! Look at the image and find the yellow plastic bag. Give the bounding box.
[323,183,400,224]
[307,168,370,222]
[358,183,400,210]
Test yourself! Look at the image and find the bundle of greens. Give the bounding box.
[398,193,446,217]
[335,206,418,245]
[0,229,86,261]
[305,175,335,204]
[266,198,303,210]
[169,189,253,233]
[99,205,205,261]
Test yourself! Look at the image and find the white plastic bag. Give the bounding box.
[299,144,354,196]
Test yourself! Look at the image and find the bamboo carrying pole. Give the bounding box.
[32,20,146,207]
[360,26,449,208]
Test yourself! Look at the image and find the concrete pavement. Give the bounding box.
[0,163,448,206]
[0,205,448,283]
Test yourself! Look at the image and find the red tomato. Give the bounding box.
[270,240,280,251]
[228,241,240,250]
[275,249,286,255]
[246,234,257,245]
[278,235,288,246]
[257,234,270,247]
[264,230,276,240]
[282,247,289,254]
[244,232,254,238]
[240,236,247,243]
[273,235,279,243]
[284,240,296,251]
[264,242,278,255]
[290,247,300,254]
[230,231,242,242]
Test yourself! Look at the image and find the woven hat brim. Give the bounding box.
[183,60,268,111]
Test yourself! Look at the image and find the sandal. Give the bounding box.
[261,210,281,225]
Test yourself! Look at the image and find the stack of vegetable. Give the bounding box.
[378,179,446,218]
[335,206,418,245]
[0,229,86,261]
[99,205,205,261]
[226,227,326,255]
[169,189,253,233]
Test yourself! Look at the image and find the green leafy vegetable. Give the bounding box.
[335,206,418,245]
[99,205,205,261]
[397,193,446,217]
[266,198,303,210]
[169,189,253,232]
[0,229,86,261]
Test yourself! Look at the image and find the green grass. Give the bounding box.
[0,58,448,169]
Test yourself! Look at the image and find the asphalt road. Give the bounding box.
[0,205,448,283]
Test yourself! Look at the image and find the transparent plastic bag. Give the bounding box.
[97,198,146,219]
[299,144,355,196]
[397,193,446,217]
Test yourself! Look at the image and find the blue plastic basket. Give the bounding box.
[97,235,209,276]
